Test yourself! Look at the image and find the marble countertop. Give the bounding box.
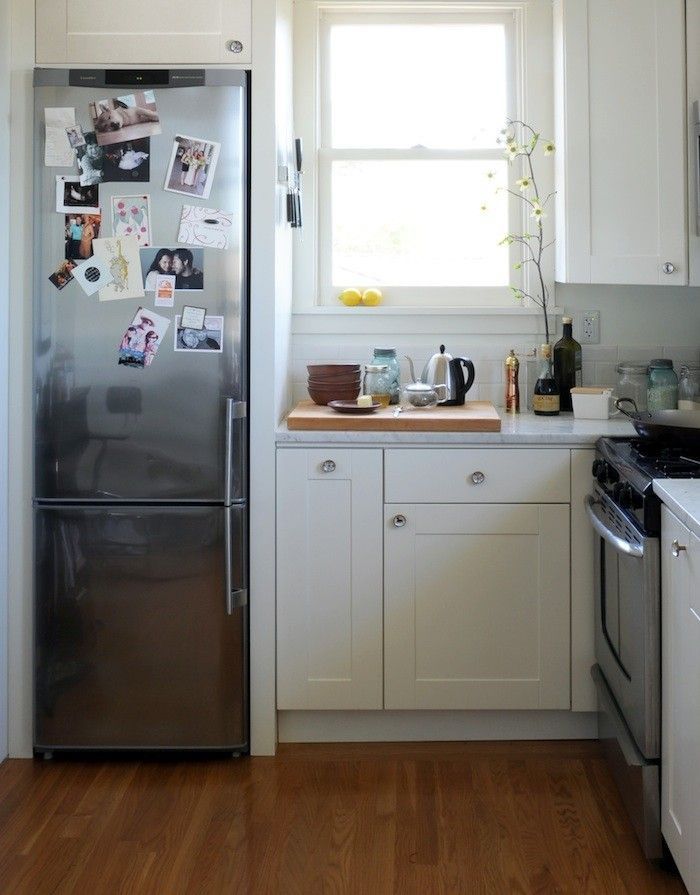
[653,480,700,539]
[276,411,636,446]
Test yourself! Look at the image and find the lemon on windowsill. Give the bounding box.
[337,288,362,307]
[361,288,383,307]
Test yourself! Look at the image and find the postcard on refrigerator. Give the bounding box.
[56,176,99,214]
[177,205,233,250]
[44,107,76,167]
[90,91,161,146]
[175,315,223,352]
[65,124,86,149]
[140,247,204,292]
[154,274,175,307]
[164,135,221,200]
[76,133,105,187]
[92,235,144,301]
[118,307,170,369]
[64,212,101,262]
[111,195,152,247]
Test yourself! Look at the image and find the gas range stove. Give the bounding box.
[594,437,700,535]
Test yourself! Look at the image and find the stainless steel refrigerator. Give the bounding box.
[33,69,249,753]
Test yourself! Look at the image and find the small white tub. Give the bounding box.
[571,387,614,419]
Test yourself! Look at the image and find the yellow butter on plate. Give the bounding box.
[357,395,373,407]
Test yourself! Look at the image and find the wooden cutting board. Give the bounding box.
[286,400,502,432]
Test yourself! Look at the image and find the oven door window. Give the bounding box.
[600,537,633,680]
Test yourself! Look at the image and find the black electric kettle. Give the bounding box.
[421,345,476,406]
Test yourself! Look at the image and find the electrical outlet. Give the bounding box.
[578,310,600,345]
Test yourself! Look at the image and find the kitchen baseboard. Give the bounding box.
[277,710,597,743]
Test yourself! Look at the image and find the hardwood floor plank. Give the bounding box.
[0,744,687,895]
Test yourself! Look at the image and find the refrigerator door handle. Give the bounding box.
[225,399,247,505]
[225,505,248,615]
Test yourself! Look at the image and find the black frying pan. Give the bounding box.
[615,398,700,447]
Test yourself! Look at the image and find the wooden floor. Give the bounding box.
[0,741,686,894]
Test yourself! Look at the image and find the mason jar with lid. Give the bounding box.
[371,348,400,404]
[616,362,649,411]
[647,358,678,411]
[363,364,393,407]
[678,364,700,410]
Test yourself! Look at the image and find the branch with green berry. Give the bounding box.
[488,120,555,344]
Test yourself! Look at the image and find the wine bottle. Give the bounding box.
[553,316,582,412]
[533,344,560,416]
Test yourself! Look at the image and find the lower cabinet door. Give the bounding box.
[384,503,570,710]
[276,449,383,709]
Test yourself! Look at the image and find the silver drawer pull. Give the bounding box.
[393,514,407,528]
[672,539,687,557]
[471,471,486,485]
[321,459,336,473]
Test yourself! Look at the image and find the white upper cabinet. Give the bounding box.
[554,0,687,285]
[36,0,251,65]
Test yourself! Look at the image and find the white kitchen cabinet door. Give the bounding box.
[276,449,383,710]
[554,0,686,284]
[661,508,700,894]
[36,0,251,65]
[384,503,570,710]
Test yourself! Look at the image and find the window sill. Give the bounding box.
[291,306,562,336]
[293,306,562,316]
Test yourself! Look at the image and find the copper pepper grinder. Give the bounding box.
[505,349,520,413]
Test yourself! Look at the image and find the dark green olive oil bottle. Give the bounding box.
[553,316,582,412]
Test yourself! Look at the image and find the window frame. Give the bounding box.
[293,0,554,313]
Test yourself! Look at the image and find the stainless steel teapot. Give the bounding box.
[422,345,475,406]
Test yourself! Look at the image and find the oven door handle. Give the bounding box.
[584,495,644,559]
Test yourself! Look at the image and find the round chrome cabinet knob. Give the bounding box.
[227,39,244,53]
[471,471,486,485]
[392,514,407,528]
[320,459,336,473]
[662,262,676,274]
[671,539,687,557]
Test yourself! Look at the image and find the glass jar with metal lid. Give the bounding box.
[678,364,700,410]
[371,348,400,404]
[616,362,649,411]
[363,364,393,407]
[647,358,678,411]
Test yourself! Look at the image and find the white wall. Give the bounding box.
[0,0,11,761]
[8,0,34,758]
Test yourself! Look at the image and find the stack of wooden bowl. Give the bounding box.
[307,364,362,405]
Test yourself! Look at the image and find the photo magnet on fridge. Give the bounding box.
[90,91,162,146]
[177,205,233,250]
[76,132,105,187]
[56,176,99,214]
[65,213,102,262]
[141,247,204,292]
[48,259,77,291]
[164,135,221,200]
[92,236,145,301]
[71,256,115,296]
[154,274,175,307]
[175,315,223,353]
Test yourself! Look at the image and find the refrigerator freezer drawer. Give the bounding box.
[34,504,248,751]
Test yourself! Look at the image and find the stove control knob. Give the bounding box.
[607,467,620,484]
[594,460,609,484]
[619,484,634,509]
[612,482,624,502]
[592,459,603,478]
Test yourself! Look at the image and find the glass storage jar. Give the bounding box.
[678,364,700,410]
[647,359,678,411]
[616,362,649,411]
[371,348,400,404]
[362,364,392,407]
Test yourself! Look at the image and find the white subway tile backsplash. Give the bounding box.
[616,346,662,363]
[662,346,700,367]
[593,362,618,387]
[582,362,596,387]
[581,346,619,362]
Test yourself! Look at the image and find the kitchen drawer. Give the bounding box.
[385,448,570,504]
